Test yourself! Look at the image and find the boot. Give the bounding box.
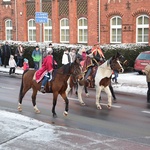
[40,87,46,93]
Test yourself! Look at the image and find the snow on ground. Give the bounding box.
[112,72,147,96]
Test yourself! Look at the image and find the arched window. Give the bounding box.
[78,17,87,43]
[136,15,149,43]
[28,19,36,42]
[5,19,13,41]
[44,19,52,42]
[60,18,69,43]
[110,16,122,43]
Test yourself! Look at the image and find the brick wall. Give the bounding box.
[0,0,149,46]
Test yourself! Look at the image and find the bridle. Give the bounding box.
[109,58,123,72]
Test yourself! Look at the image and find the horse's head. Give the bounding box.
[109,52,124,73]
[70,58,84,81]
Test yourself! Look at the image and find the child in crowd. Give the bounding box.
[23,58,29,71]
[9,55,17,75]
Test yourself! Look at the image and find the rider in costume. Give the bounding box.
[35,48,57,93]
[83,43,106,81]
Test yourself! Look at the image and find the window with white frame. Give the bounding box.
[28,19,36,42]
[3,0,11,1]
[110,16,122,43]
[60,18,69,43]
[136,15,149,43]
[5,19,13,41]
[78,17,87,43]
[44,19,52,42]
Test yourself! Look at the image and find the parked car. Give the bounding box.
[134,51,150,74]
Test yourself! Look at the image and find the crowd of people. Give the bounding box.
[0,41,118,101]
[0,41,43,74]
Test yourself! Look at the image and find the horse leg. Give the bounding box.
[66,84,71,97]
[95,86,102,109]
[60,92,69,116]
[32,88,40,113]
[77,83,85,105]
[104,86,112,109]
[18,86,31,112]
[84,86,89,97]
[52,92,59,118]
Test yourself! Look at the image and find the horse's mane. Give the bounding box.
[57,63,72,74]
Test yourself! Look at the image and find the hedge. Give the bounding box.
[9,43,150,72]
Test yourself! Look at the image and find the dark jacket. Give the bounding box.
[2,44,11,57]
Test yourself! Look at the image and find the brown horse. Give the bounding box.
[18,59,83,118]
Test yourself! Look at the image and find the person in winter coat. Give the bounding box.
[9,55,17,75]
[2,41,11,68]
[142,64,150,103]
[15,44,24,68]
[32,46,42,70]
[35,48,57,93]
[23,58,29,71]
[62,49,72,65]
[0,43,2,66]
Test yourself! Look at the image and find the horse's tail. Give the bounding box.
[19,70,28,102]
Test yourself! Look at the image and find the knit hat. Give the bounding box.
[47,47,53,54]
[24,58,28,63]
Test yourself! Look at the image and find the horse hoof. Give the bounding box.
[18,107,22,112]
[63,111,68,116]
[97,106,102,110]
[81,102,85,106]
[107,105,111,109]
[53,114,57,118]
[86,93,89,97]
[35,109,40,114]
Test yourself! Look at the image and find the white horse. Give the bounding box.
[66,52,124,109]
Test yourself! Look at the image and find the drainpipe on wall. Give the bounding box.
[98,0,100,43]
[15,0,18,41]
[40,0,42,67]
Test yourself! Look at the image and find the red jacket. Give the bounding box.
[23,62,29,71]
[35,55,57,83]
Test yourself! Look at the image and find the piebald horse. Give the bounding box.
[67,52,124,109]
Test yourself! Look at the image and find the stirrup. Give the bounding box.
[40,87,46,93]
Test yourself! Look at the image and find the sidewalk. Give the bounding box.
[0,66,24,75]
[0,110,150,150]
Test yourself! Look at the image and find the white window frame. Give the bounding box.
[44,19,52,42]
[3,0,11,1]
[78,17,88,43]
[60,18,69,43]
[136,15,149,44]
[28,19,36,42]
[5,19,13,41]
[110,16,122,43]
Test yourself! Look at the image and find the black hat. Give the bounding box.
[36,45,39,48]
[49,43,52,46]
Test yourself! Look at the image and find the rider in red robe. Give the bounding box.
[35,48,57,93]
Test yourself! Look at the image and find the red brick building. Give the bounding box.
[0,0,149,46]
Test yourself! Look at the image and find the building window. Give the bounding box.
[136,15,149,43]
[60,18,69,43]
[44,19,52,42]
[110,16,122,43]
[28,19,36,42]
[5,19,13,41]
[78,17,88,43]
